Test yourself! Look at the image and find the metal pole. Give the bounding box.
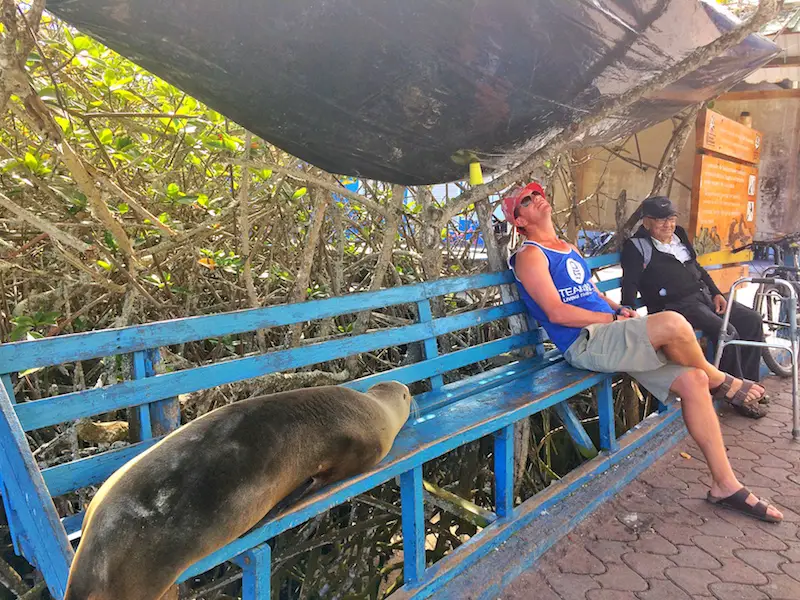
[789,293,799,438]
[714,278,746,368]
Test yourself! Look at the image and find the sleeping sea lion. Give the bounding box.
[64,382,412,600]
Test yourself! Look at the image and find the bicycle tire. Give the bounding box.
[754,282,793,378]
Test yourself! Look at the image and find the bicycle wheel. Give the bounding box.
[754,283,793,377]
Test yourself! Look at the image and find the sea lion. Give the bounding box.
[64,382,412,600]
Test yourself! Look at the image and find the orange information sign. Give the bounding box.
[696,109,762,165]
[690,153,758,256]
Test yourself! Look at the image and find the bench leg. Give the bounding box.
[598,378,618,452]
[553,401,598,459]
[233,543,271,600]
[493,424,514,518]
[400,465,425,586]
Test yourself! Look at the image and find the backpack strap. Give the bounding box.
[631,237,653,270]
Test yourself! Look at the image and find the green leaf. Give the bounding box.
[98,128,113,145]
[292,187,308,200]
[96,260,113,270]
[36,311,61,325]
[38,86,59,102]
[222,134,241,152]
[18,366,45,377]
[54,116,70,133]
[103,231,118,250]
[176,196,197,205]
[158,212,170,224]
[112,89,139,103]
[102,69,117,87]
[114,136,134,151]
[196,194,209,208]
[71,36,93,52]
[10,325,31,342]
[11,316,35,327]
[116,203,129,214]
[23,152,38,171]
[166,183,180,198]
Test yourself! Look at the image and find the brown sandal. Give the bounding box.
[711,375,768,419]
[743,379,770,405]
[706,487,781,523]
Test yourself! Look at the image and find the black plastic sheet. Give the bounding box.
[47,0,779,185]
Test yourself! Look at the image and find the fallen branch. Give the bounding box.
[0,191,91,253]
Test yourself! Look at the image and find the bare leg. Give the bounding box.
[670,369,782,521]
[646,312,764,402]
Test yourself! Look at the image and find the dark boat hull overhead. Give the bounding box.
[47,0,779,185]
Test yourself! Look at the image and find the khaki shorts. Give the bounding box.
[564,316,692,402]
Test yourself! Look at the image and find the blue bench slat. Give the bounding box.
[411,353,560,413]
[596,277,622,293]
[0,387,73,598]
[0,271,516,374]
[346,331,537,395]
[42,437,162,498]
[585,253,621,270]
[16,302,525,431]
[179,362,609,582]
[43,333,538,499]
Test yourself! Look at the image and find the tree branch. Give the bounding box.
[0,191,91,253]
[236,159,390,218]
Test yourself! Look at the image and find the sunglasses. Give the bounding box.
[514,191,543,218]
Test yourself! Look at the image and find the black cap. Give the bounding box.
[641,196,678,219]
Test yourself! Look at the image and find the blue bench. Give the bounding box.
[0,252,691,599]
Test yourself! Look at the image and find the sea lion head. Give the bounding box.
[366,381,414,434]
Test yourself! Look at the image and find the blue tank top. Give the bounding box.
[509,241,614,352]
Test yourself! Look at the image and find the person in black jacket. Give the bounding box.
[621,196,767,418]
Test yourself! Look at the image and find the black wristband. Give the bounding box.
[612,312,618,321]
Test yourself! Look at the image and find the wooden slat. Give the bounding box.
[42,334,539,499]
[697,249,753,267]
[178,363,608,581]
[400,466,426,585]
[417,299,445,390]
[553,402,597,459]
[16,302,525,432]
[596,277,622,293]
[347,332,539,396]
[43,437,162,497]
[132,351,153,440]
[493,425,515,518]
[597,378,618,452]
[233,544,271,600]
[0,380,73,599]
[0,271,515,373]
[585,253,621,270]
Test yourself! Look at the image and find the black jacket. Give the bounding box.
[621,225,722,312]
